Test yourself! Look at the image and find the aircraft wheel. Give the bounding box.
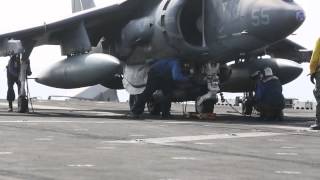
[18,95,29,113]
[242,98,253,115]
[195,98,215,114]
[147,98,161,116]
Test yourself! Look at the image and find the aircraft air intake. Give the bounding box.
[179,0,204,47]
[150,0,209,60]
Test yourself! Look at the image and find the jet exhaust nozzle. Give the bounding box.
[36,53,121,89]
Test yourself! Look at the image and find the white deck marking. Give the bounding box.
[268,138,286,142]
[258,125,313,132]
[34,138,53,141]
[280,146,297,149]
[129,134,146,137]
[74,128,89,132]
[194,142,215,145]
[0,152,13,155]
[96,147,116,150]
[203,125,214,127]
[276,152,299,156]
[68,164,95,167]
[275,171,301,175]
[78,111,122,116]
[105,132,285,145]
[163,121,195,124]
[171,157,197,160]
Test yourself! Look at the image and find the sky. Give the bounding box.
[0,0,319,102]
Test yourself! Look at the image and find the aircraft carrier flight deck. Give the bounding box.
[0,100,319,180]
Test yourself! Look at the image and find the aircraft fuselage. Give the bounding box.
[117,0,305,64]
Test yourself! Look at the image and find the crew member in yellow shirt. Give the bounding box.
[309,37,320,130]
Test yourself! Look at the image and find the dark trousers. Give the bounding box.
[131,75,172,115]
[7,72,21,102]
[313,72,320,124]
[255,104,283,120]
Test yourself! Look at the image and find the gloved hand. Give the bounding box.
[310,73,316,84]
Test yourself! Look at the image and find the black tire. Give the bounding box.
[147,98,161,115]
[195,99,215,114]
[242,101,253,115]
[18,95,29,113]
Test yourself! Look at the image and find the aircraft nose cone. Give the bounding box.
[249,0,305,41]
[295,10,306,23]
[276,59,303,84]
[278,3,305,31]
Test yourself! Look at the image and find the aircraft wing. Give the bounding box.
[0,0,147,49]
[264,39,312,63]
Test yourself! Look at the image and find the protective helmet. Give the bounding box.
[263,67,273,77]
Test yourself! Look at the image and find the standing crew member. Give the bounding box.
[254,67,285,120]
[309,37,320,130]
[7,54,21,112]
[129,58,189,118]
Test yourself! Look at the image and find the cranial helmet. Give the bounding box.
[263,67,273,77]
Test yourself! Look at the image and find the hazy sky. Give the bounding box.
[0,0,319,102]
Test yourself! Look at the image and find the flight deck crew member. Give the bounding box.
[309,37,320,130]
[6,54,21,112]
[129,58,189,118]
[254,67,285,120]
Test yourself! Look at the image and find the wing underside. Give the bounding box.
[0,0,146,51]
[256,39,312,63]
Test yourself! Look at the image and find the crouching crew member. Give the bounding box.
[254,67,285,120]
[129,58,189,118]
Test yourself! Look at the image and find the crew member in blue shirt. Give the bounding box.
[254,67,285,120]
[130,58,189,118]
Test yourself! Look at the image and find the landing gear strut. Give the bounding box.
[18,41,34,113]
[18,58,29,113]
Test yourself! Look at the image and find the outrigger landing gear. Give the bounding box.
[18,41,34,113]
[18,57,29,113]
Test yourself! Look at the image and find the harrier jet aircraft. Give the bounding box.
[0,0,309,113]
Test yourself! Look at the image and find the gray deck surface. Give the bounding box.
[0,100,319,180]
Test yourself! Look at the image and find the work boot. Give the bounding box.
[8,101,13,112]
[126,112,141,119]
[161,112,171,119]
[310,119,320,130]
